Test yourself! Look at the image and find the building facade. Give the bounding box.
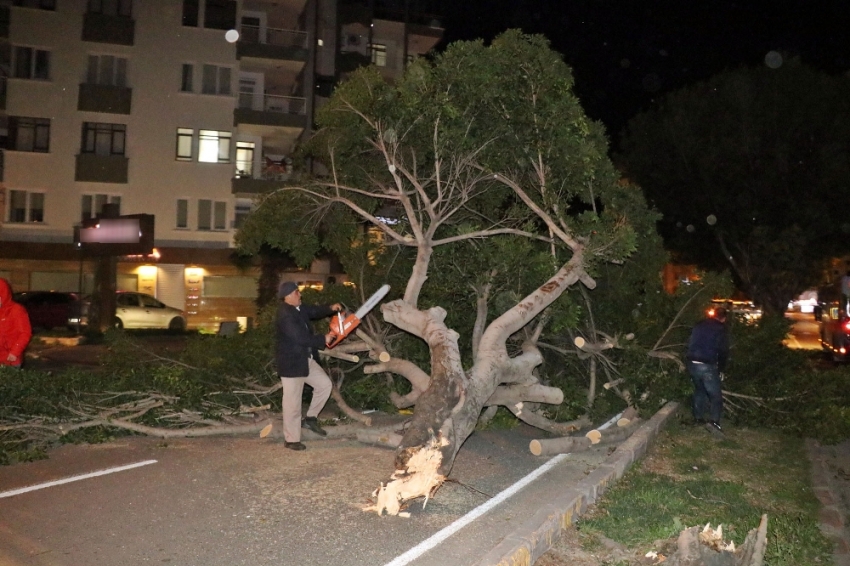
[0,0,442,330]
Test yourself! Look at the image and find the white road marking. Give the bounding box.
[382,453,569,566]
[0,459,157,499]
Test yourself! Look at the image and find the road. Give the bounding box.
[0,422,612,566]
[784,310,822,351]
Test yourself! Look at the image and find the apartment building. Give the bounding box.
[0,0,442,330]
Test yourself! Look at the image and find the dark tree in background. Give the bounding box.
[618,59,850,314]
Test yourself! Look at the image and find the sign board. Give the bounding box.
[74,214,155,257]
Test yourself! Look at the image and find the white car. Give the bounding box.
[115,292,186,330]
[71,292,187,330]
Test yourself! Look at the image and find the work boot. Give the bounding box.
[302,416,327,437]
[705,421,724,438]
[284,441,306,451]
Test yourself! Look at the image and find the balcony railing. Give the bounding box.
[239,25,308,49]
[234,157,292,181]
[237,93,306,115]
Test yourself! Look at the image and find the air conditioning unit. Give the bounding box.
[341,33,367,54]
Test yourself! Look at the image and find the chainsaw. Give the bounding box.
[327,284,390,348]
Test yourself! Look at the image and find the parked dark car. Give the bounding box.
[14,291,81,331]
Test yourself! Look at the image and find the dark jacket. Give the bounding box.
[275,302,335,377]
[686,318,729,371]
[0,279,31,366]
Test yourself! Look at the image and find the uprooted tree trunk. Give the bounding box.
[365,252,595,516]
[665,516,768,566]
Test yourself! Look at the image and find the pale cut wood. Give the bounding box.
[319,349,359,363]
[529,435,592,456]
[586,429,602,444]
[529,419,642,456]
[357,429,403,449]
[617,406,639,427]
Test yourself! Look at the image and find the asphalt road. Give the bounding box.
[784,310,822,351]
[0,422,611,566]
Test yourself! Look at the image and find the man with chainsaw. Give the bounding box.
[275,281,342,451]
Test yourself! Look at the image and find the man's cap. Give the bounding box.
[278,281,299,298]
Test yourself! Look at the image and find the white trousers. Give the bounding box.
[281,358,332,442]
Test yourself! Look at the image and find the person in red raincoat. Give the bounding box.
[0,278,31,368]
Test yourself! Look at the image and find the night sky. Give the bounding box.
[434,0,850,142]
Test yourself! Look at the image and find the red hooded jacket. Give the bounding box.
[0,279,31,366]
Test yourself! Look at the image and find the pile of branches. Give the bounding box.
[0,330,284,464]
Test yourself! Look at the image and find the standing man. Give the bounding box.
[685,306,729,435]
[0,279,31,368]
[275,281,342,451]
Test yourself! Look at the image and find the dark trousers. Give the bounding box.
[687,360,723,423]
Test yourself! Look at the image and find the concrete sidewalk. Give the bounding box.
[473,401,679,566]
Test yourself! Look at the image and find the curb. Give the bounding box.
[806,439,850,566]
[474,401,680,566]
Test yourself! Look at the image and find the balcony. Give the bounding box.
[77,83,132,114]
[233,93,307,129]
[75,154,128,184]
[231,156,292,195]
[81,12,135,46]
[236,26,309,62]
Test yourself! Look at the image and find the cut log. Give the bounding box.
[319,349,360,363]
[529,435,591,456]
[357,429,403,449]
[586,429,602,444]
[529,419,642,456]
[617,406,639,427]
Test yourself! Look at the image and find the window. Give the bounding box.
[7,116,50,152]
[81,122,126,156]
[204,0,236,30]
[198,130,230,163]
[87,0,132,17]
[14,47,50,80]
[233,198,252,229]
[182,0,199,26]
[198,199,226,230]
[235,141,254,176]
[176,128,193,161]
[203,275,256,298]
[8,190,44,223]
[81,194,121,220]
[86,55,128,87]
[13,0,56,10]
[176,199,188,228]
[201,64,231,95]
[180,63,193,92]
[371,43,387,67]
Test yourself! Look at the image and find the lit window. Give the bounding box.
[176,128,193,160]
[198,130,231,163]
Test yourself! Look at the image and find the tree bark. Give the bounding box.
[367,253,593,515]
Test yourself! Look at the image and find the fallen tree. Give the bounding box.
[237,31,661,515]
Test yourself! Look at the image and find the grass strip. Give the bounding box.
[578,418,833,565]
